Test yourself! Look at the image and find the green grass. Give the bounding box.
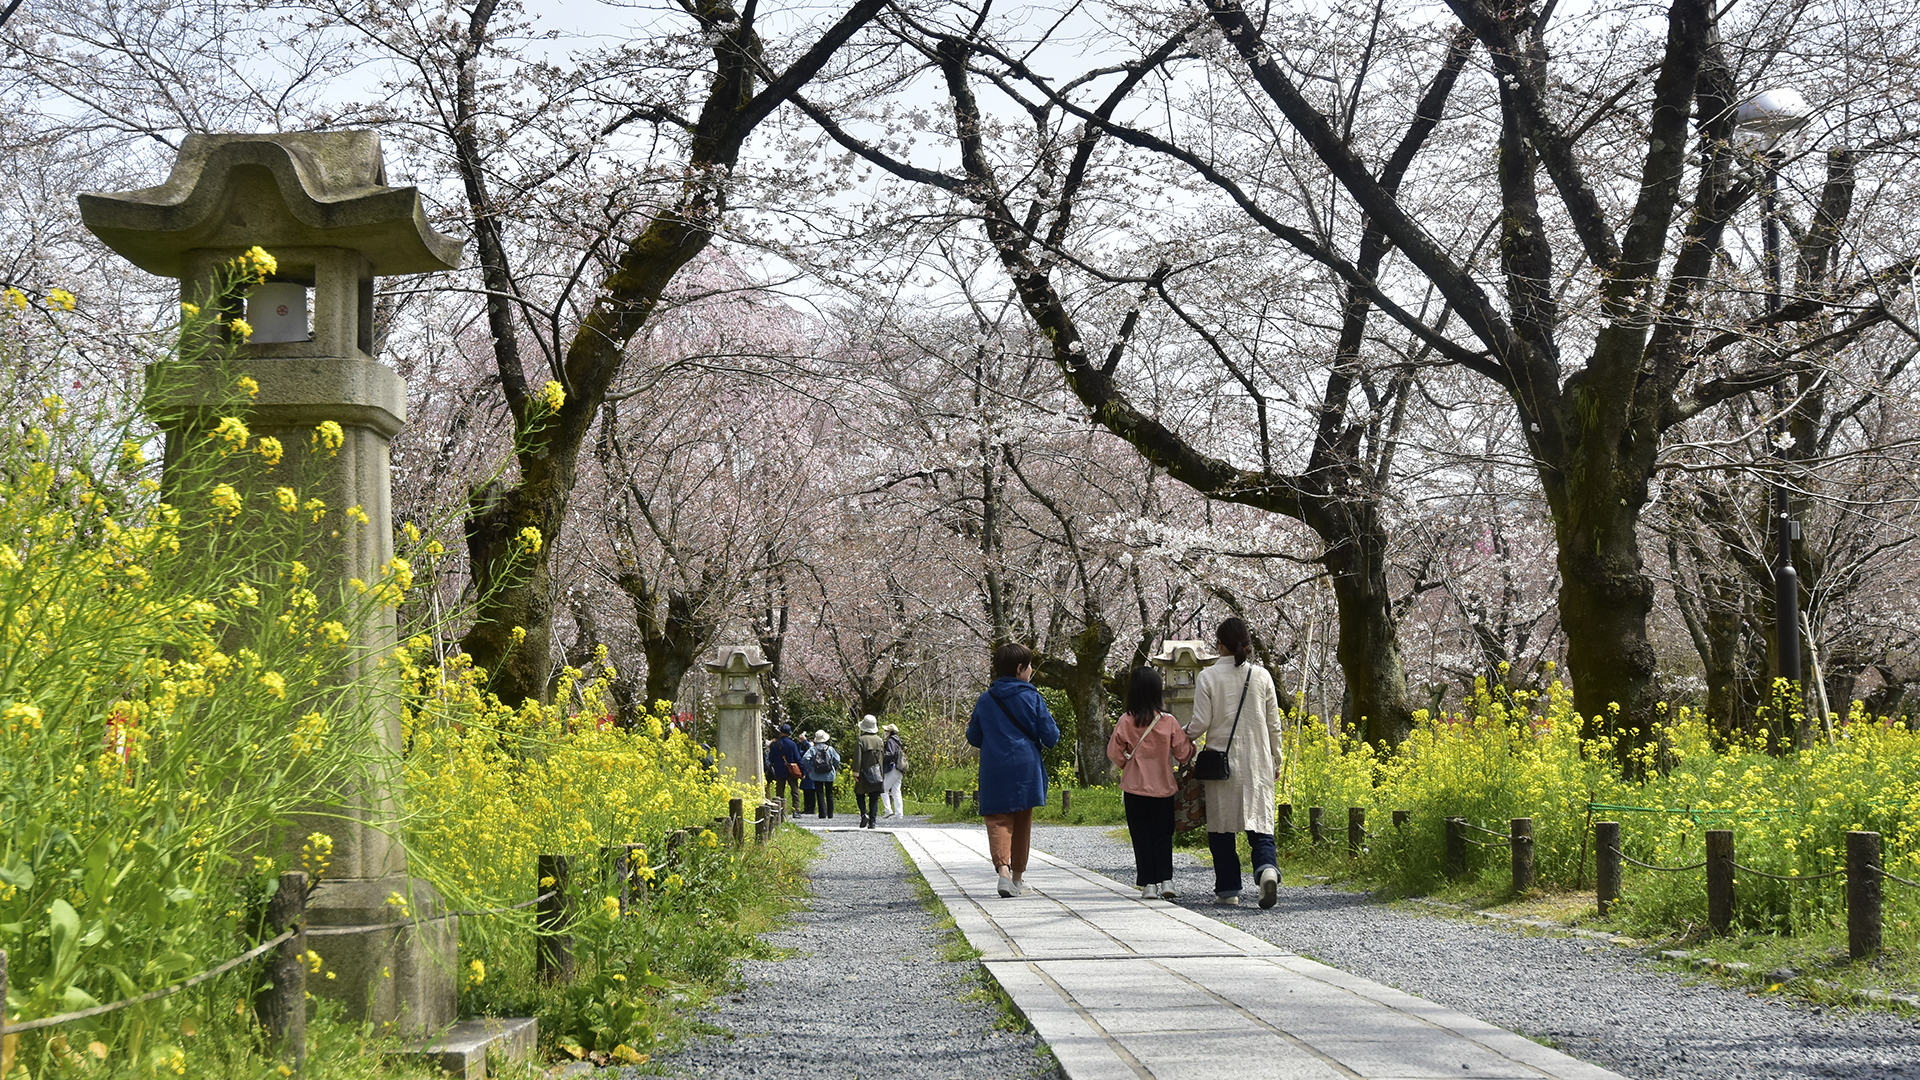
[906,767,1128,826]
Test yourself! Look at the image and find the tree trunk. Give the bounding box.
[1543,443,1659,772]
[1308,502,1413,746]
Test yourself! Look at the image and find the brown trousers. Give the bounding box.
[984,808,1035,876]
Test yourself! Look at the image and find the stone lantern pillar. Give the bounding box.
[705,646,773,789]
[1149,640,1219,727]
[79,132,463,1034]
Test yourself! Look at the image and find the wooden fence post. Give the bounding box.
[1309,806,1325,847]
[1445,817,1466,878]
[1392,809,1409,831]
[1277,804,1294,843]
[537,854,574,985]
[729,798,745,848]
[1510,818,1534,893]
[1596,821,1621,915]
[1705,830,1734,935]
[258,870,308,1072]
[1061,790,1072,815]
[1348,807,1364,858]
[1848,830,1882,961]
[756,802,772,844]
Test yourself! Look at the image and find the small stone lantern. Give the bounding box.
[1149,639,1219,727]
[80,131,462,1034]
[705,646,773,789]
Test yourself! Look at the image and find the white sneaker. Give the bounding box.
[1140,883,1156,899]
[1159,882,1178,899]
[1011,878,1032,897]
[998,873,1015,898]
[1258,866,1280,909]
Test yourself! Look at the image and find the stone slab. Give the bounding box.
[901,826,1628,1080]
[405,1015,536,1079]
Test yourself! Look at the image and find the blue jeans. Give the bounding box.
[1208,830,1277,897]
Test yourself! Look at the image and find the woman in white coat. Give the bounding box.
[1185,617,1285,908]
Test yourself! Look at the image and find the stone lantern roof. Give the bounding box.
[1150,639,1220,667]
[77,130,462,277]
[706,645,775,676]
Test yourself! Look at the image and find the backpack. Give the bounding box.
[884,736,910,777]
[808,744,835,775]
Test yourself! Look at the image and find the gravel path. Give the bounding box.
[1030,823,1920,1080]
[643,821,1060,1080]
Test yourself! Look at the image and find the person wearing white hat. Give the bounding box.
[852,715,886,828]
[803,730,841,819]
[880,722,907,819]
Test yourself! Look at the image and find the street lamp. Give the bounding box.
[1735,88,1813,689]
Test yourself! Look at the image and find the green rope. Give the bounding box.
[1586,802,1793,821]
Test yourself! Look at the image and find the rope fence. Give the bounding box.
[304,889,558,938]
[1291,805,1913,962]
[1611,848,1708,873]
[0,793,789,1059]
[0,929,295,1036]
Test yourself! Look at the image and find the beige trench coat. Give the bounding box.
[1185,657,1284,834]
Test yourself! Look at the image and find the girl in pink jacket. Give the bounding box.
[1106,666,1196,899]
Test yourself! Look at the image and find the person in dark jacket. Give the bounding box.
[767,724,804,815]
[803,730,841,819]
[967,642,1061,897]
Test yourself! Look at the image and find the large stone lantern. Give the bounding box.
[1149,640,1219,727]
[705,645,774,789]
[80,131,462,1034]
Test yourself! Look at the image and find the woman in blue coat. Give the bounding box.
[967,642,1061,897]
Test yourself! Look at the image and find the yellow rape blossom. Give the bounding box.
[516,525,542,555]
[208,416,250,451]
[228,317,255,340]
[311,421,344,456]
[45,287,75,311]
[210,484,242,519]
[255,436,283,465]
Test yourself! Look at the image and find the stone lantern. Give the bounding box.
[80,131,462,1034]
[1149,639,1219,727]
[704,645,773,789]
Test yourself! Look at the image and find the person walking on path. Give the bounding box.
[1106,666,1195,901]
[852,715,886,829]
[805,730,841,820]
[767,723,804,814]
[880,723,907,818]
[967,642,1061,898]
[1186,617,1285,908]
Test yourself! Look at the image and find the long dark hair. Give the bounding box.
[1217,616,1253,666]
[1126,666,1164,727]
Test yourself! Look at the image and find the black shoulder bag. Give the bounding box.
[1191,668,1253,782]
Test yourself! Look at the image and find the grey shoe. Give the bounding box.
[1140,883,1156,899]
[1159,881,1178,899]
[1258,866,1280,909]
[998,873,1015,898]
[1215,894,1240,907]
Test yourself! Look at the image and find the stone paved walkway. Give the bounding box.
[886,825,1627,1080]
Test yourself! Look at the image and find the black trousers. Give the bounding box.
[815,781,836,818]
[801,786,817,814]
[1124,791,1176,886]
[771,775,799,813]
[856,789,879,823]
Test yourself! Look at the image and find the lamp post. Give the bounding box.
[1735,88,1812,691]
